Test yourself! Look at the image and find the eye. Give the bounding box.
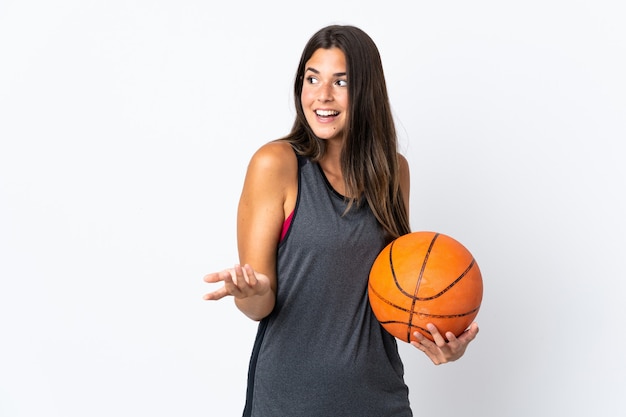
[306,76,319,84]
[336,79,348,87]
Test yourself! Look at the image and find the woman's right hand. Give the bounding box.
[203,264,271,301]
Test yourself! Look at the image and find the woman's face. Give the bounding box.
[301,47,349,142]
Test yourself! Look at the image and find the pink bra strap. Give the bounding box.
[280,210,294,242]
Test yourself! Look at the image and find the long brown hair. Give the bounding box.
[281,25,411,239]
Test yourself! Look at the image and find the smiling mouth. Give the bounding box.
[315,110,339,117]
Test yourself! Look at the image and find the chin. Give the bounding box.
[312,129,343,141]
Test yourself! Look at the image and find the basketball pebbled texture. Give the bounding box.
[368,231,483,343]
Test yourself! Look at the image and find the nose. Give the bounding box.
[317,83,333,102]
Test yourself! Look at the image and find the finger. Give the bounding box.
[203,286,231,301]
[203,270,229,283]
[411,331,432,348]
[232,264,250,289]
[445,327,460,341]
[242,264,257,287]
[412,331,445,365]
[410,340,426,351]
[223,267,248,296]
[204,268,239,284]
[232,264,261,298]
[412,329,429,342]
[458,322,480,343]
[203,269,239,299]
[426,323,448,347]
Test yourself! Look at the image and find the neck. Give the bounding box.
[319,144,353,197]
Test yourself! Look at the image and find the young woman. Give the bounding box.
[203,24,479,417]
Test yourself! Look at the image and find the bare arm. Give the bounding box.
[203,141,297,321]
[398,153,410,214]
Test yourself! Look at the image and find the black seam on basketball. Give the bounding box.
[410,306,480,319]
[389,235,435,298]
[368,282,412,312]
[389,239,415,297]
[416,258,477,301]
[389,240,401,290]
[369,278,481,343]
[376,320,430,343]
[406,233,439,342]
[370,280,481,316]
[388,237,415,342]
[369,282,481,317]
[391,255,478,302]
[371,300,480,319]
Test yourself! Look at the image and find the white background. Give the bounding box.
[1,1,625,416]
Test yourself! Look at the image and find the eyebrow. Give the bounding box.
[305,67,347,77]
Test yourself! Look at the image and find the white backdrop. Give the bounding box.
[1,1,625,416]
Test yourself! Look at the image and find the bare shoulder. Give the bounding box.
[397,153,410,180]
[242,141,298,215]
[247,141,297,179]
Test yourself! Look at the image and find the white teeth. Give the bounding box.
[315,110,339,117]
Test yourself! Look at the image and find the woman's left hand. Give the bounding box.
[410,322,479,365]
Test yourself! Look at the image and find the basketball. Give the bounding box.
[368,231,483,343]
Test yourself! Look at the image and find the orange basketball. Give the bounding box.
[368,231,483,343]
